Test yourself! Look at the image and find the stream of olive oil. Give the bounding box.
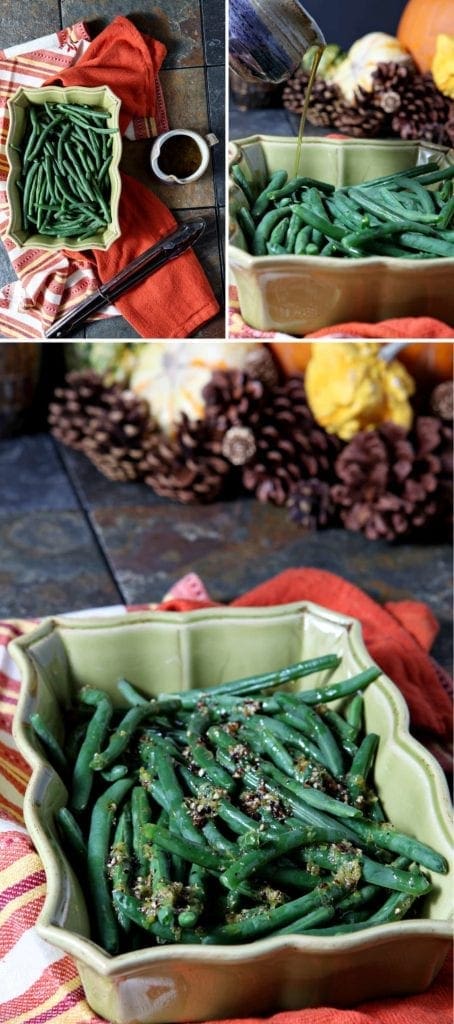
[294,45,324,177]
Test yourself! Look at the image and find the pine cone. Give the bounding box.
[288,479,335,529]
[241,377,341,506]
[282,71,341,127]
[49,371,157,482]
[332,84,387,137]
[371,62,451,146]
[331,418,448,541]
[140,414,231,504]
[203,369,268,434]
[48,371,107,450]
[430,382,453,423]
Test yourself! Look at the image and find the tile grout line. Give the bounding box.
[52,439,127,605]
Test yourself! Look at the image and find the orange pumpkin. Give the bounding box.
[269,342,313,376]
[397,0,454,72]
[395,342,454,389]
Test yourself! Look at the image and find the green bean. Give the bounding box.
[221,826,326,889]
[131,785,153,878]
[263,763,359,821]
[144,823,225,872]
[71,692,113,812]
[305,888,420,934]
[286,665,380,706]
[317,708,358,758]
[269,217,290,247]
[109,806,133,932]
[178,862,206,927]
[237,206,256,247]
[101,763,129,782]
[346,817,448,873]
[112,889,178,941]
[289,204,346,242]
[117,678,149,706]
[294,224,312,254]
[275,698,344,777]
[267,243,288,255]
[30,712,67,776]
[154,748,206,844]
[241,721,297,776]
[304,843,431,896]
[202,879,347,944]
[208,654,341,700]
[252,170,288,218]
[345,693,364,737]
[91,706,158,771]
[56,807,87,869]
[267,176,334,201]
[346,733,379,808]
[231,164,255,207]
[397,232,454,258]
[252,208,291,255]
[186,739,236,793]
[274,905,336,934]
[87,778,133,954]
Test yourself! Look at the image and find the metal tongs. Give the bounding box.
[45,219,206,338]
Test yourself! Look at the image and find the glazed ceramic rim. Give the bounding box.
[229,135,454,269]
[10,601,453,979]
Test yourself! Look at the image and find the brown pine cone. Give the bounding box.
[331,418,448,541]
[430,382,453,422]
[48,371,106,450]
[332,84,387,137]
[371,63,451,146]
[140,414,232,504]
[282,71,341,127]
[241,377,341,506]
[49,371,157,482]
[203,369,268,434]
[288,479,335,529]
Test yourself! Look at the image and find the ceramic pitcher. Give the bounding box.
[229,0,325,83]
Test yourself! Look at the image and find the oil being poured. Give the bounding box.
[294,45,324,177]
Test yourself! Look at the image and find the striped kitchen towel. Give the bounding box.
[0,21,168,339]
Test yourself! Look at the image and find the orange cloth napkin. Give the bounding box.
[307,318,454,339]
[48,16,220,338]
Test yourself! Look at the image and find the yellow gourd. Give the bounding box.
[130,342,261,434]
[432,34,454,98]
[305,342,415,441]
[331,33,414,103]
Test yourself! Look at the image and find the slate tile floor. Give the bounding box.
[0,0,225,338]
[0,430,452,674]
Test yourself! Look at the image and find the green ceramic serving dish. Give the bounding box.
[6,85,122,250]
[10,603,453,1024]
[229,136,454,334]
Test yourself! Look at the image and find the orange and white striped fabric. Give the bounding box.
[0,23,168,339]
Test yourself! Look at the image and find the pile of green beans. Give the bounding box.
[232,162,454,259]
[30,654,448,954]
[15,101,118,240]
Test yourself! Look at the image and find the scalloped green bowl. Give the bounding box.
[6,85,122,250]
[10,603,453,1024]
[229,136,454,333]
